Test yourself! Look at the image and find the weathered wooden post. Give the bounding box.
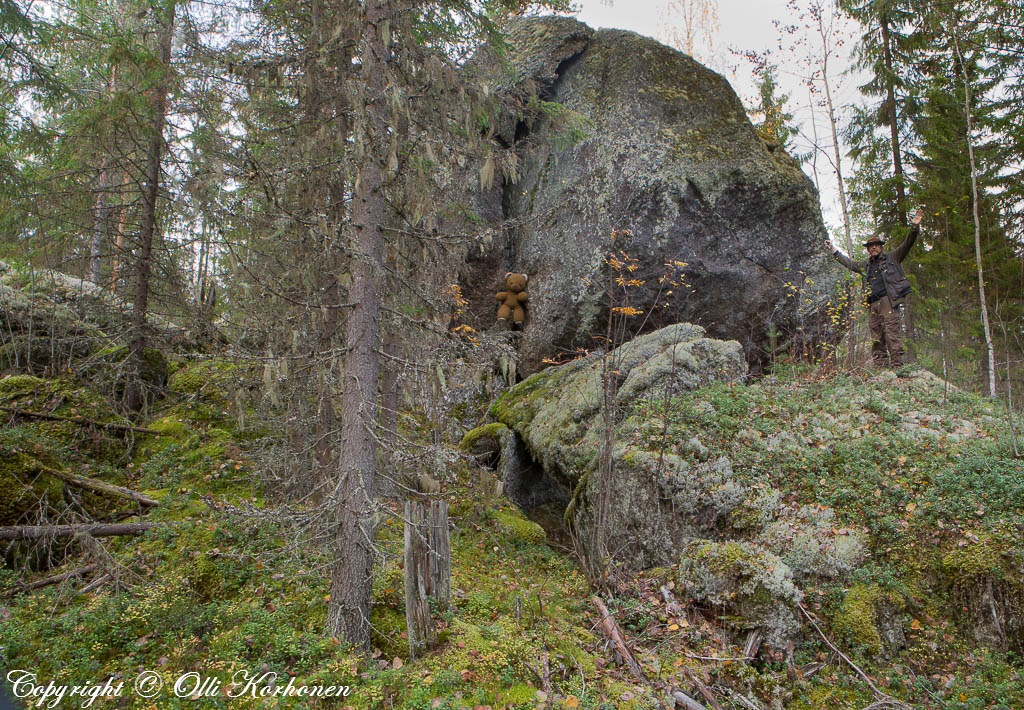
[404,497,450,659]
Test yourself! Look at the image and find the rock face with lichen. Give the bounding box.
[486,323,871,647]
[488,323,751,564]
[461,17,837,373]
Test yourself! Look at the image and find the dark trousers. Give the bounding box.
[868,296,904,367]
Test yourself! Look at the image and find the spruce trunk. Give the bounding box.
[124,1,175,412]
[325,0,389,648]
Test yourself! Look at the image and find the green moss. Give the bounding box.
[834,583,883,655]
[501,682,538,704]
[188,555,224,601]
[460,421,510,449]
[370,606,409,659]
[0,374,46,396]
[0,375,127,455]
[0,452,65,526]
[148,416,186,437]
[167,358,243,405]
[941,535,1006,582]
[787,684,867,710]
[493,509,546,544]
[488,367,559,429]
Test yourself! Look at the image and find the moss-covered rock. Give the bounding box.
[490,324,746,567]
[463,16,839,373]
[492,509,546,544]
[832,583,909,657]
[677,539,802,647]
[459,421,512,451]
[0,374,129,462]
[168,358,246,407]
[940,534,1024,649]
[0,278,110,373]
[941,535,1006,582]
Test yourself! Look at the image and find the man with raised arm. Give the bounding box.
[826,207,924,369]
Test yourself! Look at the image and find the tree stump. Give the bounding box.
[404,498,451,659]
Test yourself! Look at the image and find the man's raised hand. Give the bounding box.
[911,206,924,225]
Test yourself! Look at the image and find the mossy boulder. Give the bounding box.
[168,358,246,407]
[758,504,867,579]
[463,16,838,372]
[492,509,546,544]
[941,535,1007,582]
[490,323,747,566]
[0,374,129,462]
[833,583,907,657]
[940,535,1024,649]
[0,275,110,374]
[677,539,802,647]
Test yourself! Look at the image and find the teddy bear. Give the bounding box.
[495,272,528,325]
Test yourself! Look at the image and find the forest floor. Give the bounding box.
[3,328,1024,708]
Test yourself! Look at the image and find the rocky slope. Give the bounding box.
[470,329,1024,706]
[3,309,1023,708]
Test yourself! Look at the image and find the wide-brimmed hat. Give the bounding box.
[863,236,886,248]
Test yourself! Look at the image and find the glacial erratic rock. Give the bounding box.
[462,17,838,373]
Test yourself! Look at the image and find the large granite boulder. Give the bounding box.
[461,17,838,373]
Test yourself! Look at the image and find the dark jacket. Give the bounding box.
[833,225,918,304]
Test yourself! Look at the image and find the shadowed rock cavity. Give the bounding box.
[460,421,569,512]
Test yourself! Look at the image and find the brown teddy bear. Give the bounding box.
[495,272,528,325]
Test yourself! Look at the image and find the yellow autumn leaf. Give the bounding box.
[564,695,580,709]
[910,619,922,630]
[668,623,679,631]
[906,502,917,513]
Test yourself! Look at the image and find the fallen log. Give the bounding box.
[0,405,161,435]
[592,596,646,680]
[672,690,707,710]
[17,563,98,592]
[679,668,723,710]
[0,522,162,541]
[38,464,158,507]
[593,596,724,710]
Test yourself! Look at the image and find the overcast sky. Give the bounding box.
[570,0,866,238]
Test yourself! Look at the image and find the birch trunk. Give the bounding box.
[951,31,997,397]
